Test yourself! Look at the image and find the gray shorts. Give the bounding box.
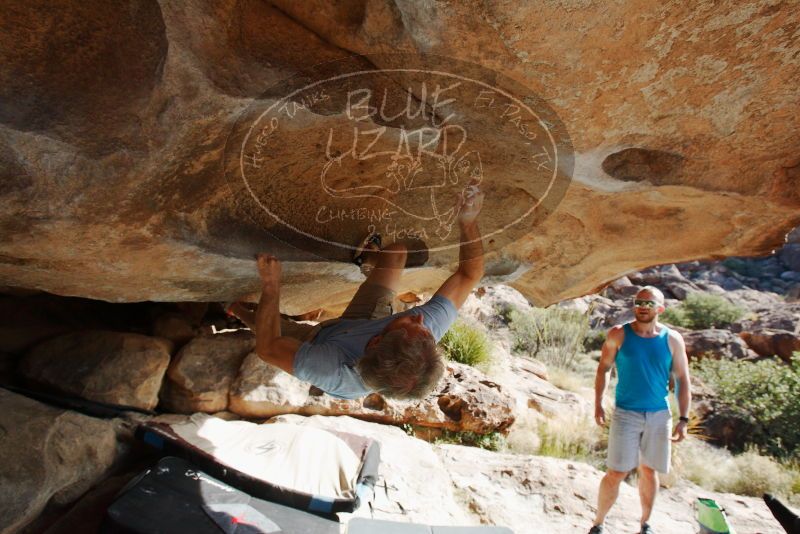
[340,282,396,320]
[607,408,672,474]
[290,283,396,342]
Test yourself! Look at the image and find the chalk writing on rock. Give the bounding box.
[226,53,573,263]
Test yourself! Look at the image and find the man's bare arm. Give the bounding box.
[594,325,623,426]
[435,184,485,309]
[254,254,302,374]
[435,221,484,308]
[669,331,692,442]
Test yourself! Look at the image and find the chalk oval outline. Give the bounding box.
[239,61,568,253]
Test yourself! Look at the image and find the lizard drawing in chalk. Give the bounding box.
[321,123,483,240]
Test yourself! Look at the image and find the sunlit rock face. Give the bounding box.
[0,0,798,311]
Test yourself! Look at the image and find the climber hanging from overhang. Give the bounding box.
[228,181,485,400]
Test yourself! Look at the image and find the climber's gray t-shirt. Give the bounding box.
[293,295,457,399]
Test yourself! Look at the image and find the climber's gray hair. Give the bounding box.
[357,328,445,399]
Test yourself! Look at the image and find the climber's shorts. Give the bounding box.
[297,282,396,342]
[607,408,672,474]
[340,282,396,320]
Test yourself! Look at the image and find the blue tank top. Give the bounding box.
[615,323,673,412]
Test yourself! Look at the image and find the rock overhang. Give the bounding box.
[0,0,798,312]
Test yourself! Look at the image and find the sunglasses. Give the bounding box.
[633,299,658,309]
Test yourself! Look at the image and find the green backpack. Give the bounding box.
[697,498,735,534]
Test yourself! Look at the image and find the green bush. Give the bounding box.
[508,307,589,369]
[660,307,688,327]
[497,303,517,324]
[439,320,492,367]
[435,430,506,451]
[693,355,800,460]
[583,329,607,351]
[661,292,744,329]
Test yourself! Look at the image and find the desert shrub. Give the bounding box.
[661,292,744,329]
[547,366,593,392]
[535,412,607,467]
[671,437,729,490]
[504,411,542,455]
[544,350,598,393]
[660,306,689,328]
[497,303,517,324]
[435,430,505,451]
[693,355,800,460]
[791,463,800,496]
[583,329,607,351]
[508,307,589,369]
[727,450,795,496]
[672,439,796,497]
[504,410,605,463]
[439,320,492,367]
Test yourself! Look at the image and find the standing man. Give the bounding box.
[233,183,484,400]
[589,286,692,534]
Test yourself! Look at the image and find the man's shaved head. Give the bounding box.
[636,286,665,304]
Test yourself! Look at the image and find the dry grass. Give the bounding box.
[507,411,799,500]
[536,413,607,467]
[547,366,593,393]
[672,437,797,498]
[509,307,589,369]
[728,452,794,496]
[505,409,607,467]
[504,410,543,456]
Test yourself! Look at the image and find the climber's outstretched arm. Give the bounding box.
[254,254,302,374]
[434,184,485,309]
